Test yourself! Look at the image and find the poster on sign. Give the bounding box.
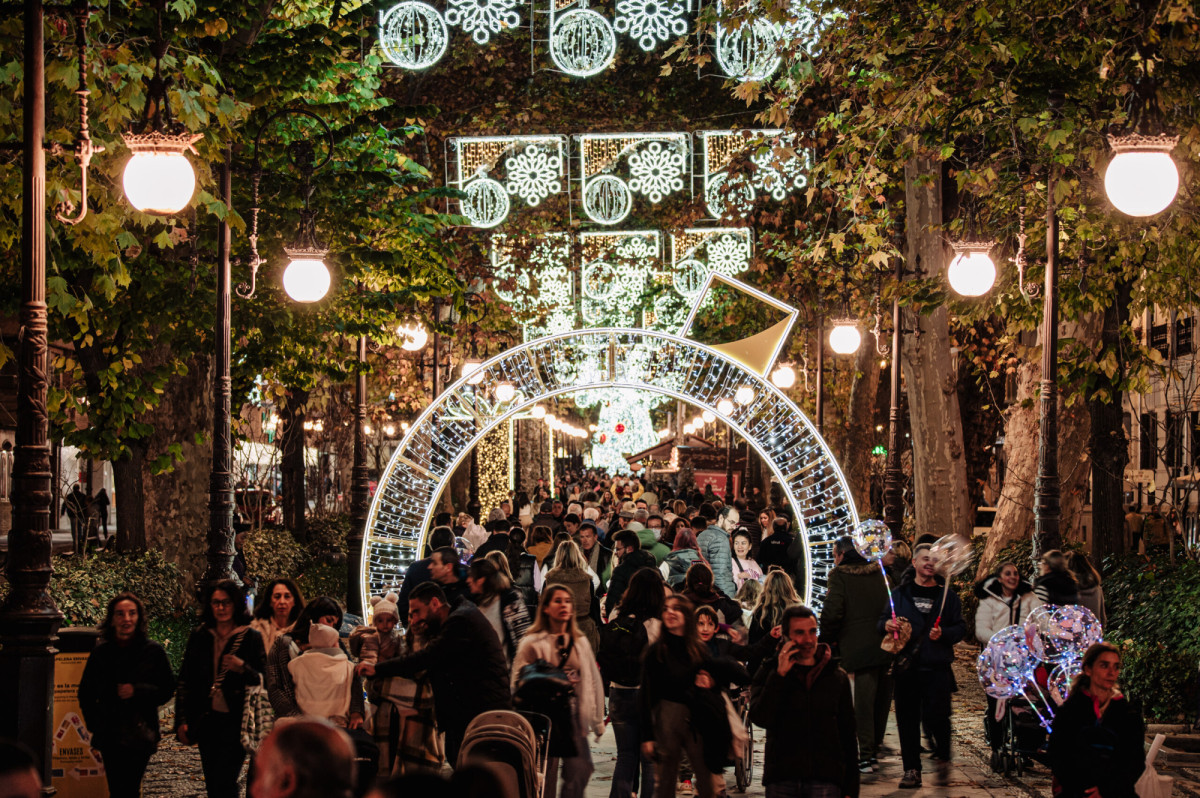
[52,650,108,797]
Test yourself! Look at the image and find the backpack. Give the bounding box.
[597,612,650,689]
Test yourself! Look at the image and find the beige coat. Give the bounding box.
[511,631,606,739]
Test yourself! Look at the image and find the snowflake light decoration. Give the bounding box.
[707,232,752,276]
[697,130,808,219]
[449,136,568,227]
[379,2,451,70]
[614,0,690,50]
[627,141,687,202]
[579,231,660,327]
[549,7,618,76]
[491,234,574,340]
[665,228,753,317]
[505,145,563,206]
[445,0,521,43]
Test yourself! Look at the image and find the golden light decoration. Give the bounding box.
[476,423,511,518]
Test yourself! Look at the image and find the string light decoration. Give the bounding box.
[449,135,568,227]
[491,233,575,340]
[614,0,691,50]
[578,133,690,223]
[378,0,520,70]
[549,5,618,76]
[361,327,859,613]
[476,422,512,516]
[711,0,834,82]
[697,129,809,219]
[579,231,661,327]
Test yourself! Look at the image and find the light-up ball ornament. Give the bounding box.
[701,410,716,424]
[714,18,783,83]
[282,257,331,303]
[828,321,861,355]
[1105,134,1180,217]
[851,519,893,562]
[461,177,511,228]
[770,364,796,389]
[734,385,755,405]
[379,1,450,70]
[947,244,997,297]
[495,381,516,403]
[549,7,617,77]
[978,625,1037,700]
[397,323,428,351]
[717,398,734,415]
[531,405,546,419]
[583,174,633,225]
[929,533,974,577]
[122,148,197,215]
[615,422,626,434]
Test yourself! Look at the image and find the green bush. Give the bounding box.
[243,524,306,586]
[306,515,351,559]
[242,521,348,608]
[297,560,348,606]
[1104,553,1200,721]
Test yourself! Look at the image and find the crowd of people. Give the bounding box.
[18,469,1146,798]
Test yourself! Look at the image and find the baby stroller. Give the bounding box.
[990,693,1050,776]
[457,710,551,798]
[733,686,755,792]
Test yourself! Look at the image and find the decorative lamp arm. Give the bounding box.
[55,1,104,226]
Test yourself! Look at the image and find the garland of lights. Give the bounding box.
[578,133,689,223]
[378,0,521,70]
[477,420,512,516]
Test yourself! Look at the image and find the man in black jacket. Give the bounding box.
[758,516,798,578]
[750,605,859,798]
[360,582,511,766]
[878,543,966,789]
[604,529,656,619]
[394,526,456,621]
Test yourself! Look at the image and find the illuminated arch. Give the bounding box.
[361,328,859,612]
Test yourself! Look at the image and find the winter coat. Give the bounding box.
[474,532,511,561]
[512,631,606,739]
[819,558,892,671]
[288,647,358,721]
[265,634,367,721]
[660,548,704,590]
[876,572,965,670]
[175,625,266,740]
[974,576,1038,645]
[580,542,613,592]
[1076,584,1106,625]
[1048,690,1145,798]
[697,525,737,598]
[512,552,539,611]
[636,528,671,565]
[372,600,512,740]
[485,587,534,663]
[605,550,657,619]
[730,554,764,590]
[683,588,743,629]
[543,565,600,651]
[756,530,796,577]
[78,638,175,753]
[749,643,860,797]
[395,557,436,621]
[1034,570,1079,607]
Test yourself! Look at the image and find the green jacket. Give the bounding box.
[819,558,892,671]
[636,528,671,565]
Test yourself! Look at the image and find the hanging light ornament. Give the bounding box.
[717,398,735,415]
[1105,132,1180,217]
[122,0,201,216]
[828,319,862,355]
[397,322,428,351]
[947,239,997,297]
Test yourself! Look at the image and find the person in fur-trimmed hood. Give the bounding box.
[973,563,1038,646]
[820,536,893,773]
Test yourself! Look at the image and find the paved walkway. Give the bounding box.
[142,648,1051,798]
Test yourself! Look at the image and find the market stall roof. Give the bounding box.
[625,433,715,464]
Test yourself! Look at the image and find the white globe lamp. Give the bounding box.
[495,382,516,403]
[828,320,862,355]
[121,133,202,215]
[397,323,427,351]
[947,241,997,297]
[1105,133,1180,217]
[531,405,546,419]
[717,398,735,415]
[701,410,716,424]
[734,386,755,405]
[282,255,331,303]
[770,364,796,389]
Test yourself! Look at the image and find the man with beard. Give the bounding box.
[358,582,511,766]
[750,606,859,798]
[576,521,612,592]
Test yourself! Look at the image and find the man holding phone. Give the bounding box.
[749,605,860,798]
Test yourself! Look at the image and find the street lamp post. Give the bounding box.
[1033,161,1063,556]
[348,333,369,617]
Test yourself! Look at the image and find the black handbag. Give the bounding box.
[514,636,579,758]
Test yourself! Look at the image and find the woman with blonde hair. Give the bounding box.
[749,569,801,644]
[544,540,600,651]
[512,585,606,798]
[1048,642,1144,797]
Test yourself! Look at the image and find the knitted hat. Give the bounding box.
[308,623,339,649]
[370,592,400,621]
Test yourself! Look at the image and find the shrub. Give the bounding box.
[297,560,348,606]
[243,524,306,586]
[306,515,351,560]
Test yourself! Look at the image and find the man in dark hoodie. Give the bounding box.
[604,529,657,620]
[750,605,860,798]
[820,536,893,774]
[879,543,966,789]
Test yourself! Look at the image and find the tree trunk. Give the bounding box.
[111,446,146,553]
[978,313,1103,576]
[1087,279,1133,565]
[902,157,973,541]
[280,388,308,542]
[840,335,882,514]
[140,353,213,595]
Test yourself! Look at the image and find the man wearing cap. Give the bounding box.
[532,500,560,533]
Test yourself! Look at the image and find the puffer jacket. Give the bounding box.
[974,576,1038,645]
[636,528,671,565]
[1034,570,1079,607]
[660,548,704,589]
[819,556,892,671]
[697,525,737,598]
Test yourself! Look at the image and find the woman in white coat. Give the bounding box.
[512,584,606,798]
[974,561,1038,766]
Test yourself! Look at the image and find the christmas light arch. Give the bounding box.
[361,327,859,613]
